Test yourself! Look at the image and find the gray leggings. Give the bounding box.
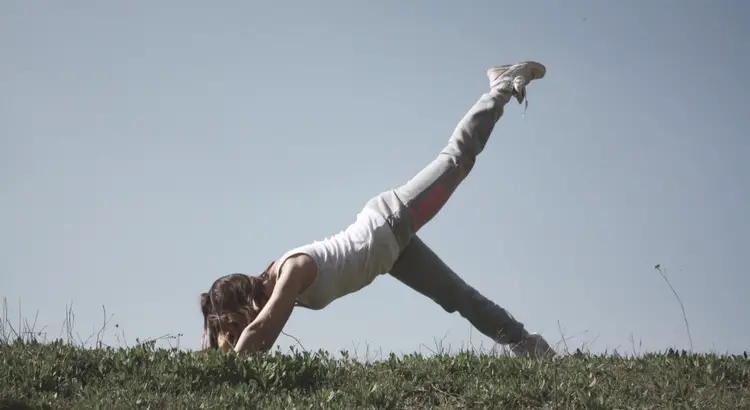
[364,89,530,345]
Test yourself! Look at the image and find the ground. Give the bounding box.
[1,338,749,409]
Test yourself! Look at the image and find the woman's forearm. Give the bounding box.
[234,322,276,354]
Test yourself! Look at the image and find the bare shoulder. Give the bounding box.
[275,253,317,293]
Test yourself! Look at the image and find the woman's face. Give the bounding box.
[211,311,249,352]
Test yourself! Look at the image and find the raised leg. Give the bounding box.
[363,61,547,251]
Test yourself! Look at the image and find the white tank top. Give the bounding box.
[275,207,401,310]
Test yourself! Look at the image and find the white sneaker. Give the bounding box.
[487,61,546,105]
[512,332,556,359]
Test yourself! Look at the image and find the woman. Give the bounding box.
[200,60,556,359]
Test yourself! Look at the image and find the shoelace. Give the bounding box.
[512,76,530,119]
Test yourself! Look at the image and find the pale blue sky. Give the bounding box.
[2,1,748,356]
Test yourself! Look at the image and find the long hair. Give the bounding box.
[200,263,273,350]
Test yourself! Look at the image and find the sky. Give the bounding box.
[2,0,749,358]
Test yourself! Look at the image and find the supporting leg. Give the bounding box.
[389,236,556,357]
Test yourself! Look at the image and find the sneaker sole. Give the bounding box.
[488,61,546,81]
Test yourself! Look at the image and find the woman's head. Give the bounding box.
[200,270,271,351]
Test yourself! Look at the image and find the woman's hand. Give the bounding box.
[233,254,316,354]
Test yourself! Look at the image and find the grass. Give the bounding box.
[2,338,749,409]
[0,261,748,410]
[1,310,749,410]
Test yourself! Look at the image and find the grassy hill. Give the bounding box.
[1,338,749,409]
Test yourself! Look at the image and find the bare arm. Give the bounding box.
[233,255,313,354]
